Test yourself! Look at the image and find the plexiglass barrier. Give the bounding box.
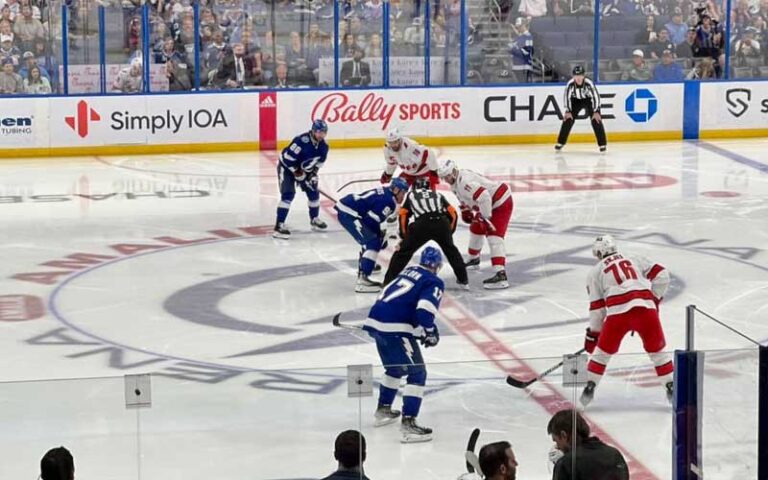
[0,348,761,479]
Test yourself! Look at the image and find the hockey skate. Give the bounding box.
[374,405,401,427]
[555,143,564,151]
[272,222,290,239]
[482,270,509,290]
[355,274,382,293]
[580,381,596,406]
[400,416,433,443]
[599,145,607,153]
[310,217,328,231]
[373,264,382,272]
[457,281,470,291]
[665,381,673,404]
[465,257,481,269]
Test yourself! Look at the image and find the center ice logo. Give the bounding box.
[625,89,658,123]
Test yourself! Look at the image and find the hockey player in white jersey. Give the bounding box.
[580,235,673,406]
[437,159,514,289]
[380,128,440,189]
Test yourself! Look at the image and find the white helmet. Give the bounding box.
[592,235,617,259]
[437,158,457,178]
[386,128,402,144]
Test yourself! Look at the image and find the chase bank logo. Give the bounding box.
[625,89,657,123]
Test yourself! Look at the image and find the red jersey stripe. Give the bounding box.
[647,264,664,281]
[590,299,606,310]
[605,289,656,307]
[472,187,487,201]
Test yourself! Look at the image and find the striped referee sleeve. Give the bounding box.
[564,79,574,112]
[586,78,601,112]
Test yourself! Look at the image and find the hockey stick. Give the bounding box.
[336,178,380,192]
[465,428,481,474]
[318,187,337,204]
[331,312,364,331]
[505,348,587,389]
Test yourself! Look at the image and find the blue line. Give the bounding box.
[682,81,700,140]
[697,141,768,173]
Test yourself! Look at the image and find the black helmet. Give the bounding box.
[572,65,585,75]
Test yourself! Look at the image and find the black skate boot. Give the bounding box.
[555,143,564,151]
[310,217,327,231]
[374,405,401,427]
[273,222,290,239]
[580,380,596,407]
[401,416,433,443]
[665,381,673,404]
[483,270,509,290]
[465,257,481,269]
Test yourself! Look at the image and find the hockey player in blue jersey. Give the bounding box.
[335,178,408,293]
[273,119,330,239]
[362,246,444,443]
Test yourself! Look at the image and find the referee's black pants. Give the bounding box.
[384,215,468,285]
[556,98,607,147]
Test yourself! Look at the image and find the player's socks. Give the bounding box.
[401,416,433,443]
[482,270,509,289]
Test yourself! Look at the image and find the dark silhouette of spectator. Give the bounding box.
[649,28,676,58]
[320,430,370,480]
[215,42,256,89]
[676,28,701,58]
[478,441,519,480]
[547,409,629,480]
[653,49,684,80]
[40,446,74,480]
[340,46,371,86]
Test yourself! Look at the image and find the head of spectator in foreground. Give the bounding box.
[632,49,644,66]
[40,446,74,480]
[571,64,585,85]
[661,49,674,64]
[2,57,14,74]
[479,441,518,480]
[547,409,591,453]
[334,430,366,472]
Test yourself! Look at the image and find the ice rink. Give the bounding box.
[1,139,767,480]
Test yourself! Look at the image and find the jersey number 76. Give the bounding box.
[604,260,638,285]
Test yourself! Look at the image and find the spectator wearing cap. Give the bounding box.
[340,46,371,86]
[666,8,689,45]
[404,17,425,51]
[18,51,49,81]
[0,57,22,94]
[650,28,676,58]
[653,49,684,80]
[621,49,652,81]
[733,27,762,64]
[0,34,20,66]
[320,430,370,480]
[677,27,701,57]
[111,57,143,93]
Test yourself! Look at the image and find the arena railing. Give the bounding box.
[0,344,763,479]
[1,0,767,98]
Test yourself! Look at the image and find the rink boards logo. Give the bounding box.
[724,87,768,117]
[483,93,617,122]
[0,115,33,136]
[625,88,657,123]
[64,99,228,138]
[311,92,461,130]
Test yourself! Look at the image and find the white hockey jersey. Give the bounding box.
[587,253,670,330]
[383,137,438,177]
[451,169,511,219]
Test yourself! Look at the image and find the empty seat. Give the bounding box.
[555,17,582,31]
[601,70,623,81]
[539,32,567,46]
[566,31,592,45]
[549,46,580,61]
[732,66,754,78]
[602,46,626,59]
[530,16,558,33]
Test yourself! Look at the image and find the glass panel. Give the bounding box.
[148,1,193,92]
[730,0,767,79]
[389,0,426,86]
[11,0,61,94]
[430,0,461,85]
[0,377,138,479]
[526,13,595,84]
[336,0,384,88]
[103,3,144,94]
[261,0,317,89]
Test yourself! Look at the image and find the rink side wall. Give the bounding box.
[1,81,767,157]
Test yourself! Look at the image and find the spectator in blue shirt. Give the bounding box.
[653,50,684,81]
[665,8,689,45]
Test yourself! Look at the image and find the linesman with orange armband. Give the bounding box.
[383,177,469,290]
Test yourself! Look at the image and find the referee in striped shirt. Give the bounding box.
[556,65,607,152]
[383,177,468,288]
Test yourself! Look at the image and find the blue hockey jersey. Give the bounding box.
[364,265,444,338]
[336,187,398,232]
[279,132,329,175]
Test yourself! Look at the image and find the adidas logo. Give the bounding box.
[260,96,276,108]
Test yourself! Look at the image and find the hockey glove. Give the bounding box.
[380,172,393,184]
[460,205,474,224]
[472,212,496,234]
[301,174,318,192]
[293,169,306,182]
[423,326,440,348]
[584,328,600,354]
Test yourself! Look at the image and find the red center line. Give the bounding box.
[262,154,660,480]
